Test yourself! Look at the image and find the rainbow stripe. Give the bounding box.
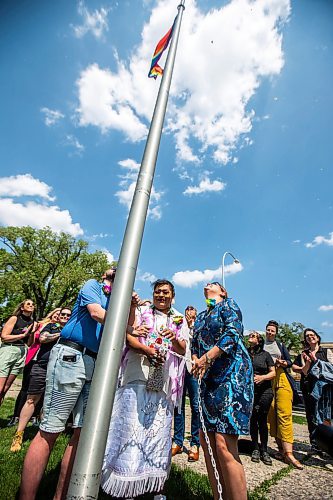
[148,21,174,79]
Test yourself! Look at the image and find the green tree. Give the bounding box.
[0,226,111,322]
[278,321,305,354]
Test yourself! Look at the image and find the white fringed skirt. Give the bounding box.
[101,382,173,498]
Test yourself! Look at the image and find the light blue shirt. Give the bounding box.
[60,279,109,353]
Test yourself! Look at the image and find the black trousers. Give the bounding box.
[13,362,43,418]
[302,389,318,445]
[250,388,273,452]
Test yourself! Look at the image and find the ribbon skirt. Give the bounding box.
[101,382,173,498]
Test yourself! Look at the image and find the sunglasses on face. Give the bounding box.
[60,313,71,318]
[249,334,257,338]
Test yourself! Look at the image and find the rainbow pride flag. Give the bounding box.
[148,21,175,79]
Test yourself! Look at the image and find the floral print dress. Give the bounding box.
[192,298,253,435]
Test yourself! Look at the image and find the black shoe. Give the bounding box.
[261,451,272,466]
[308,445,324,458]
[6,416,19,427]
[251,449,260,463]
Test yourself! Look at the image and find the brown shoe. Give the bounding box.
[10,431,23,452]
[188,445,199,462]
[171,444,183,457]
[284,452,303,470]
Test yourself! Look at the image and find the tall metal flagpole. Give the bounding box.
[67,1,186,498]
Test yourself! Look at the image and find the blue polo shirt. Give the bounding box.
[60,279,109,353]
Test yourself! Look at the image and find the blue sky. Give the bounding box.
[1,0,333,340]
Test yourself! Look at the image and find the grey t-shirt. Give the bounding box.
[264,339,281,362]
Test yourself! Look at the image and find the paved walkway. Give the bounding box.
[173,404,333,498]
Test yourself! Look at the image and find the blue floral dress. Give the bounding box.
[192,298,253,435]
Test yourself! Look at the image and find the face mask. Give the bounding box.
[205,298,216,308]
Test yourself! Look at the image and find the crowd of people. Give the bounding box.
[0,268,332,500]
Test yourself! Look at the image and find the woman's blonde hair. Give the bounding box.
[39,308,62,325]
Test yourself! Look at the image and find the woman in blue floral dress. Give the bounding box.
[192,282,253,500]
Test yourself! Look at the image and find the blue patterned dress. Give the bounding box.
[192,298,253,435]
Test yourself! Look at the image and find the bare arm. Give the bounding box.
[87,303,107,324]
[1,316,31,343]
[126,333,155,357]
[40,330,61,344]
[254,366,276,385]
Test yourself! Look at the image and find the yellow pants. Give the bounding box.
[268,368,293,444]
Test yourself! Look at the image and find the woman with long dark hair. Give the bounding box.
[192,282,253,500]
[264,320,303,469]
[0,299,37,406]
[293,328,333,455]
[248,331,275,465]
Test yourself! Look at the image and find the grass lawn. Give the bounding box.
[292,414,307,425]
[0,398,213,500]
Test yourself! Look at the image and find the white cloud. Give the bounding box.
[76,64,148,141]
[0,198,83,236]
[101,248,115,264]
[0,174,83,236]
[184,177,226,196]
[41,107,65,126]
[0,174,55,201]
[318,305,333,312]
[115,158,163,219]
[72,1,109,39]
[321,321,333,328]
[306,232,333,248]
[138,271,157,283]
[173,261,243,288]
[75,0,290,168]
[64,134,85,154]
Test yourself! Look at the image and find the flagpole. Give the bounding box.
[67,2,186,498]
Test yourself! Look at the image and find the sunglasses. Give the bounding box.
[249,334,257,338]
[60,313,71,318]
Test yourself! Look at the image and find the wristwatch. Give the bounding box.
[205,353,212,365]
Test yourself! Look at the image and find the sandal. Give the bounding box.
[284,452,303,470]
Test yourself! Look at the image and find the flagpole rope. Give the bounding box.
[168,351,223,500]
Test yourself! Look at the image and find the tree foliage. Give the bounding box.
[0,226,111,322]
[277,321,305,354]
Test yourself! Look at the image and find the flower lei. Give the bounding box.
[139,306,183,354]
[102,283,112,296]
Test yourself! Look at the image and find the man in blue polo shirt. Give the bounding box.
[20,267,133,499]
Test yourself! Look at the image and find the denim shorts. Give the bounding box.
[40,343,95,433]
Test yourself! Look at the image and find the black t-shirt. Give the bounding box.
[293,347,328,393]
[251,350,275,392]
[10,315,34,345]
[36,322,62,364]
